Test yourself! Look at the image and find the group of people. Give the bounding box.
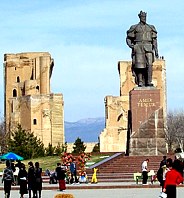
[54,159,79,191]
[2,160,42,198]
[158,156,183,198]
[141,156,184,198]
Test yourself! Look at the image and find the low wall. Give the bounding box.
[67,142,98,153]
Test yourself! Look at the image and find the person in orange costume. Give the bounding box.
[91,168,98,183]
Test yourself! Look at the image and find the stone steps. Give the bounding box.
[86,154,175,183]
[42,154,175,184]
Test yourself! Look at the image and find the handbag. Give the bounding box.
[159,192,167,198]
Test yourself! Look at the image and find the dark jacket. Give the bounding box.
[55,167,65,180]
[70,162,76,173]
[2,167,14,182]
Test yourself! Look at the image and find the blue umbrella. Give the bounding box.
[0,152,24,161]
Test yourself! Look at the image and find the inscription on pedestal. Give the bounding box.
[130,89,160,134]
[138,98,156,107]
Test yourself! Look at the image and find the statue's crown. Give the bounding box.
[138,11,147,17]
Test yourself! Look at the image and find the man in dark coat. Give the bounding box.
[2,160,15,198]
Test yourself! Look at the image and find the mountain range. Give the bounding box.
[64,117,105,143]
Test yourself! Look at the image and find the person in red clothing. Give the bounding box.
[163,158,183,198]
[55,163,66,191]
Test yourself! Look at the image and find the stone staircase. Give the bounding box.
[41,153,175,184]
[86,153,174,183]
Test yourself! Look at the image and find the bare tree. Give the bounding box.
[0,119,8,154]
[174,112,184,151]
[166,110,184,152]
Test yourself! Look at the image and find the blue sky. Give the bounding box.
[0,0,184,121]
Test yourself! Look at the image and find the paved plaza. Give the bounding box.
[0,180,184,198]
[1,187,184,198]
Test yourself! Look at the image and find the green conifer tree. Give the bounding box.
[72,137,86,154]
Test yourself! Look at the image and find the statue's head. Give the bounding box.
[138,11,147,23]
[138,11,147,18]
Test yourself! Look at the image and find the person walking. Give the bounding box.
[141,158,149,185]
[55,163,66,191]
[163,159,183,198]
[14,166,20,185]
[157,164,169,190]
[18,163,28,198]
[34,162,42,198]
[2,160,15,198]
[27,161,36,198]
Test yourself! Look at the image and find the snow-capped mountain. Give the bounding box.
[65,117,105,143]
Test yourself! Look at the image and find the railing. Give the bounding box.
[88,152,124,169]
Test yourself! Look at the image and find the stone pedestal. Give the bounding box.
[130,88,160,133]
[129,88,167,156]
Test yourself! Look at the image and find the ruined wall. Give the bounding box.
[4,52,64,147]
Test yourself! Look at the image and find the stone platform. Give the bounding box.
[129,88,167,156]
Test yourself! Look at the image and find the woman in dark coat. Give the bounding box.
[18,163,28,198]
[55,163,66,191]
[28,161,36,198]
[34,162,42,198]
